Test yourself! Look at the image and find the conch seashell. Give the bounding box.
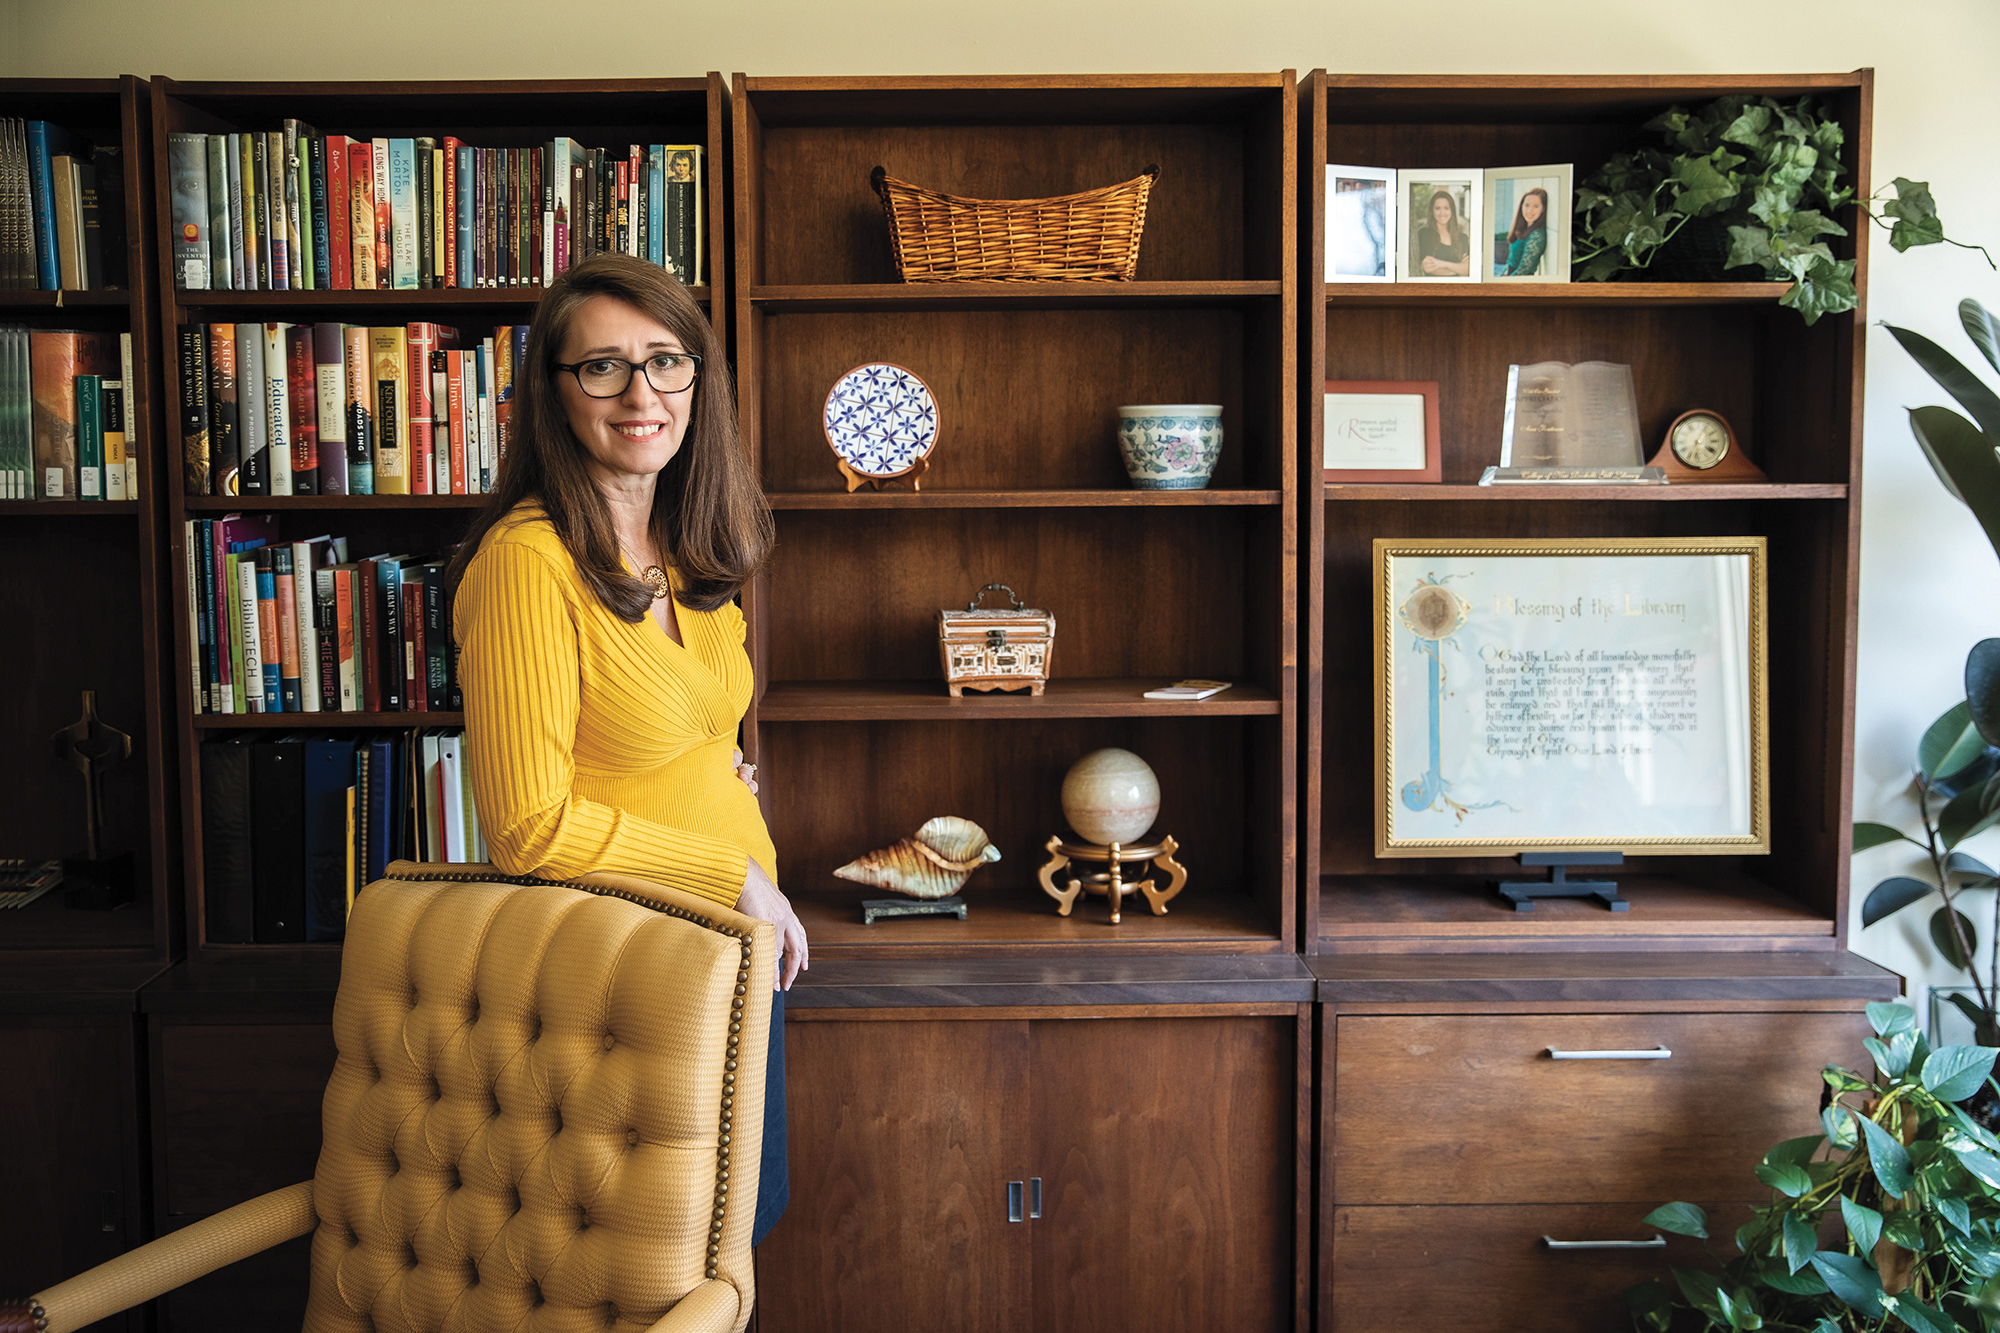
[833,816,1002,899]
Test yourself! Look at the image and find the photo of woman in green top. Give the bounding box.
[1503,186,1550,276]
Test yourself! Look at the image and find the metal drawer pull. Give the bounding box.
[1545,1234,1666,1250]
[1029,1177,1042,1219]
[1008,1181,1024,1222]
[1546,1045,1672,1060]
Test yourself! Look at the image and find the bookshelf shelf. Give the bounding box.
[758,678,1281,721]
[1322,482,1848,502]
[764,487,1280,509]
[1322,281,1789,308]
[182,494,486,510]
[0,289,135,309]
[0,500,142,515]
[749,281,1278,312]
[191,711,462,729]
[172,285,710,309]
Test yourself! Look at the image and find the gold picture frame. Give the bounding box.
[1374,536,1769,857]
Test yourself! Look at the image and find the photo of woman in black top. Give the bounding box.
[1410,186,1470,277]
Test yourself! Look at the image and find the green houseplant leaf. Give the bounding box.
[1924,1044,2000,1101]
[1967,640,2000,747]
[1858,1113,1915,1196]
[1780,1210,1818,1274]
[1931,905,1980,970]
[1840,1195,1883,1254]
[1962,298,2000,376]
[1807,1251,1887,1317]
[1756,1160,1813,1197]
[1643,1201,1708,1238]
[1883,322,2000,444]
[1868,1001,1918,1036]
[1863,878,1934,927]
[1853,821,1920,853]
[1922,701,1989,779]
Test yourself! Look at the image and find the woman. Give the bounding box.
[1503,186,1550,277]
[1413,187,1470,277]
[449,252,804,1244]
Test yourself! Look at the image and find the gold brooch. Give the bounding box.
[640,565,671,600]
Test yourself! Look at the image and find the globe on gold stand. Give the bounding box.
[1037,748,1187,924]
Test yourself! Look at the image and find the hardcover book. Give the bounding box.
[368,326,409,492]
[414,136,435,289]
[265,131,289,289]
[313,324,348,494]
[101,358,126,500]
[75,372,101,498]
[348,141,376,290]
[342,325,374,494]
[285,323,318,494]
[235,322,266,495]
[308,133,330,289]
[370,137,391,288]
[226,132,247,289]
[204,134,231,291]
[262,323,293,494]
[167,131,209,290]
[388,138,417,290]
[207,323,239,496]
[170,326,208,495]
[325,136,352,290]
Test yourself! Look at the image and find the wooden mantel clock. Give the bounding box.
[1646,409,1768,483]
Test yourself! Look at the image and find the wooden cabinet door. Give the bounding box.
[1030,1015,1294,1333]
[755,1018,1032,1333]
[0,1015,140,1331]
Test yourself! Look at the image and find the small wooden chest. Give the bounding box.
[938,583,1055,697]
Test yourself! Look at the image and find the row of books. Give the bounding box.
[1,119,127,291]
[201,727,486,944]
[184,515,460,716]
[181,321,525,496]
[2,326,137,499]
[169,128,705,292]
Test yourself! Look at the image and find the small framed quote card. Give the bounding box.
[1324,381,1441,483]
[1374,537,1770,857]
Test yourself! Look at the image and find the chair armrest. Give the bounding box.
[20,1180,317,1333]
[642,1278,742,1333]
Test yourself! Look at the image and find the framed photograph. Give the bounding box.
[1396,170,1482,283]
[1324,380,1441,483]
[1325,165,1397,282]
[1374,537,1769,857]
[1483,163,1573,283]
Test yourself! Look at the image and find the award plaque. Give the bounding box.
[1482,361,1665,485]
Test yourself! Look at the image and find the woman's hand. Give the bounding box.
[1421,254,1445,275]
[736,858,807,991]
[733,748,758,795]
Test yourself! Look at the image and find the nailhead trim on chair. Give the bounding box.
[0,1298,49,1331]
[382,867,756,1280]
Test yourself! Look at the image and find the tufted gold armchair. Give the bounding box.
[2,861,774,1333]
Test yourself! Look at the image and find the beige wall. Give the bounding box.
[10,0,2000,1006]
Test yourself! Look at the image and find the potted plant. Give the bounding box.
[1574,95,1990,323]
[1629,1001,2000,1332]
[1859,302,2000,1046]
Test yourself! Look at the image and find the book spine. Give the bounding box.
[263,323,292,495]
[431,147,446,287]
[494,326,514,470]
[529,148,543,286]
[238,132,259,289]
[265,132,289,289]
[443,138,463,288]
[101,360,126,501]
[369,327,408,493]
[118,332,136,498]
[190,520,209,710]
[326,137,350,290]
[235,323,266,495]
[477,340,496,492]
[207,323,238,496]
[358,560,381,711]
[255,549,282,709]
[225,134,247,290]
[314,567,339,711]
[495,148,509,287]
[414,136,435,289]
[648,144,664,269]
[238,554,263,712]
[370,138,391,289]
[176,326,209,496]
[334,568,357,710]
[348,142,376,290]
[285,324,318,494]
[430,348,450,495]
[280,122,301,288]
[445,349,467,494]
[425,576,449,710]
[167,132,210,290]
[342,325,374,494]
[274,546,301,711]
[313,323,348,495]
[293,540,319,713]
[204,136,231,292]
[375,563,402,712]
[389,139,417,290]
[402,575,424,711]
[25,122,59,289]
[309,135,330,289]
[405,322,437,494]
[75,373,101,498]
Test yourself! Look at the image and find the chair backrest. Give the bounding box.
[304,861,774,1333]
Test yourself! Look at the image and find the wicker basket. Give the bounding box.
[871,165,1159,283]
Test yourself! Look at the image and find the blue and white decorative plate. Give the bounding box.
[823,362,940,479]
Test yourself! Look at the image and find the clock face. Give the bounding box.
[1671,414,1731,470]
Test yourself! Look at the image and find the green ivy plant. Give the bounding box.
[1574,95,1992,324]
[1857,302,2000,1046]
[1629,1001,2000,1332]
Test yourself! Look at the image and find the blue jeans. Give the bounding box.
[752,986,788,1246]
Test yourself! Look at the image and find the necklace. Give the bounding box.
[638,564,671,600]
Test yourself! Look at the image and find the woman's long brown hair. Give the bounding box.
[446,253,773,620]
[1507,187,1550,244]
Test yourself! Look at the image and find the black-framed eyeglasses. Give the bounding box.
[552,352,703,398]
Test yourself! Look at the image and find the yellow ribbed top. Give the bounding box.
[453,502,773,907]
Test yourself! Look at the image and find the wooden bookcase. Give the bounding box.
[731,73,1298,956]
[1298,72,1873,956]
[0,75,165,1332]
[148,75,732,963]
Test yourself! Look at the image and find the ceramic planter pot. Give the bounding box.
[1117,404,1223,490]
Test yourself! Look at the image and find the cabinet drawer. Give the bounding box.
[1327,1204,1751,1333]
[1332,1011,1868,1204]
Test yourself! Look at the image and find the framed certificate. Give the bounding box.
[1324,380,1441,483]
[1374,537,1769,856]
